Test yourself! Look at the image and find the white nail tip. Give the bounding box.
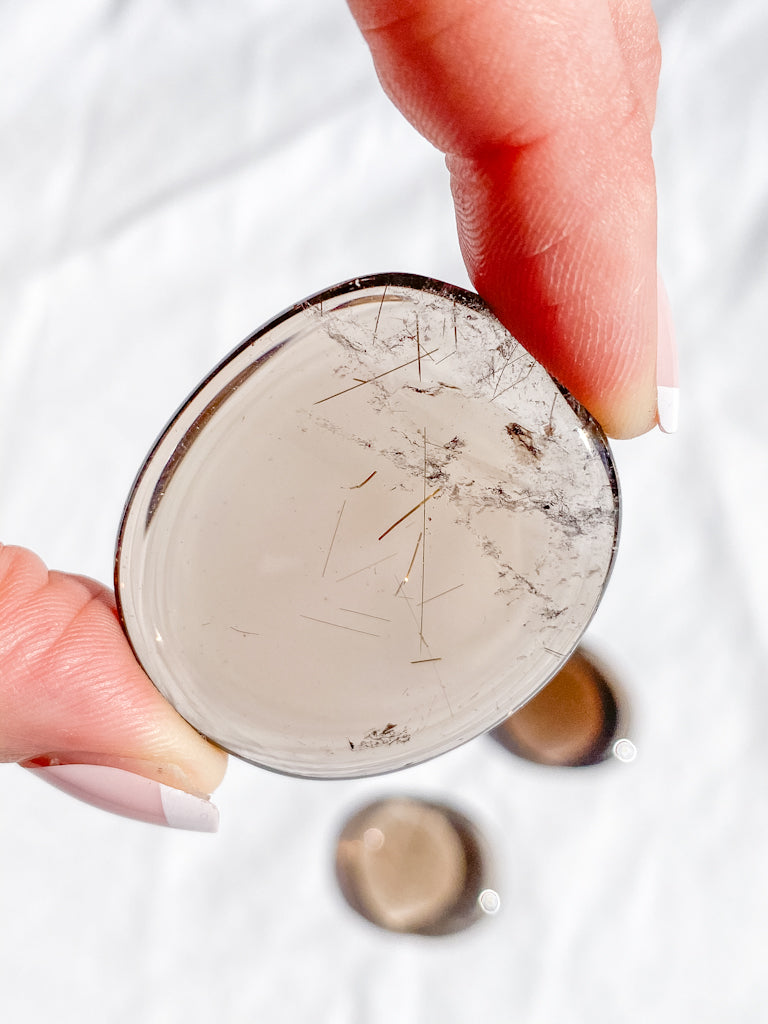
[27,763,219,833]
[159,783,220,832]
[657,385,679,435]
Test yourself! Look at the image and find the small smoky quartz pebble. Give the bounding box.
[492,647,628,767]
[334,796,497,935]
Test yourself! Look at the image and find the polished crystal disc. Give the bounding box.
[115,273,620,778]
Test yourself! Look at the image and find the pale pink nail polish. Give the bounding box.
[24,763,219,832]
[657,273,679,434]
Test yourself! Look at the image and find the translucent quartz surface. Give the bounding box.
[492,646,627,767]
[335,796,492,935]
[116,274,619,777]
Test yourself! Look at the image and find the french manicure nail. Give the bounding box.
[656,273,679,434]
[24,762,219,832]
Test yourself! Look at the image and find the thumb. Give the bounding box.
[1,544,227,830]
[348,0,669,438]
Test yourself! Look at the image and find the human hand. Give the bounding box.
[1,545,226,831]
[3,2,676,832]
[347,0,679,438]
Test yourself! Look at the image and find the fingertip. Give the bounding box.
[348,0,663,442]
[585,385,658,440]
[1,545,228,797]
[147,728,230,798]
[447,134,659,441]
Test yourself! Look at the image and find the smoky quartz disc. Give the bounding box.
[115,274,620,778]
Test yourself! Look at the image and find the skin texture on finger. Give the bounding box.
[608,0,662,123]
[0,544,227,797]
[347,0,661,437]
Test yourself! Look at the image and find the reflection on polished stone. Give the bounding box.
[335,796,496,935]
[492,647,630,767]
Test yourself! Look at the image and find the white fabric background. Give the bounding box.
[1,1,766,1020]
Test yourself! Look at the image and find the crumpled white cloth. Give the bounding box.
[1,1,767,1021]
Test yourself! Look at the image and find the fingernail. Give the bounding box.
[656,272,679,434]
[24,762,219,832]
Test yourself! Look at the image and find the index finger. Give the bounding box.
[348,0,664,438]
